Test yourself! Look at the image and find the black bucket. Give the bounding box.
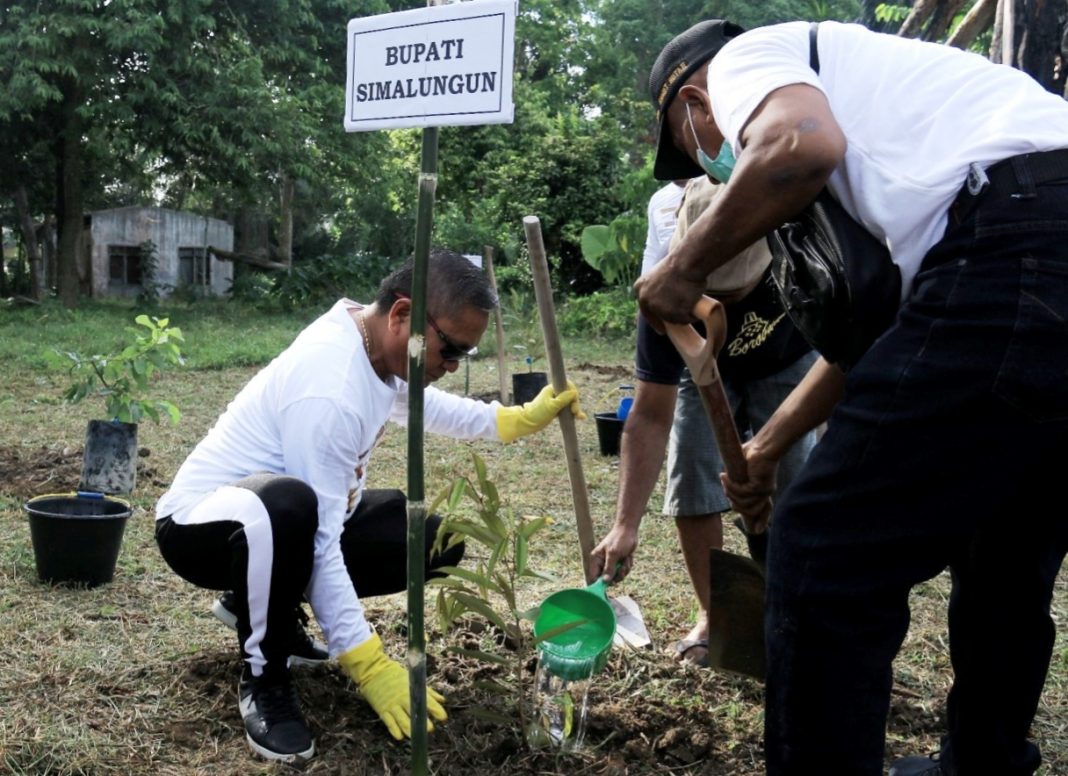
[24,493,131,587]
[512,371,549,406]
[594,412,625,456]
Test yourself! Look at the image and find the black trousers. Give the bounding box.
[763,159,1068,775]
[156,475,463,675]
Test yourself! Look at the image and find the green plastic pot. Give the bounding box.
[533,576,616,681]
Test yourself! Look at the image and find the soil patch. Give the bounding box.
[0,444,166,497]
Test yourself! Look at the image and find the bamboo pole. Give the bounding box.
[406,121,439,776]
[483,245,510,404]
[523,215,597,582]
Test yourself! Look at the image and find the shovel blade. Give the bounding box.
[707,548,766,679]
[610,595,651,648]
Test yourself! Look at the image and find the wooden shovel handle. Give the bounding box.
[663,296,749,490]
[524,215,597,583]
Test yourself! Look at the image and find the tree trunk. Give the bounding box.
[1063,24,1068,98]
[41,214,57,291]
[279,174,294,270]
[923,0,968,40]
[56,82,84,308]
[13,186,44,300]
[991,0,1066,95]
[947,0,998,49]
[898,0,941,38]
[1017,0,1066,94]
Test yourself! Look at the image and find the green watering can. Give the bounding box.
[534,575,617,681]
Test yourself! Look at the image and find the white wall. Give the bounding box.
[87,207,234,297]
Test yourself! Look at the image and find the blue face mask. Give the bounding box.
[686,102,735,183]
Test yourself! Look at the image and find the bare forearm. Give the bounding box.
[750,356,845,461]
[613,382,676,529]
[615,419,671,528]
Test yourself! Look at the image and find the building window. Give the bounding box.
[108,245,143,288]
[178,247,210,286]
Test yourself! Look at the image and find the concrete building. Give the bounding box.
[85,207,233,298]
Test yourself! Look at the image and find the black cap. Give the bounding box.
[649,20,745,180]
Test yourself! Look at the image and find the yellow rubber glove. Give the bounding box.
[338,634,447,740]
[497,381,587,443]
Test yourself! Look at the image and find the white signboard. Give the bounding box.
[344,0,516,132]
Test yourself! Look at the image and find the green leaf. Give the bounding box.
[519,568,558,583]
[448,591,509,632]
[429,482,451,515]
[518,515,550,539]
[469,682,514,699]
[480,503,508,541]
[442,519,500,549]
[158,401,181,425]
[425,576,474,591]
[580,224,614,264]
[533,619,588,645]
[518,605,540,622]
[447,477,467,510]
[444,646,511,666]
[473,452,488,490]
[516,534,528,576]
[494,571,516,612]
[431,565,504,595]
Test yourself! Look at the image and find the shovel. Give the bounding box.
[524,215,652,649]
[664,296,767,679]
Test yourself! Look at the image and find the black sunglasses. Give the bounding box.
[396,295,475,361]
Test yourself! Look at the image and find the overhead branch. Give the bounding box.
[947,0,998,49]
[898,0,941,38]
[207,246,289,271]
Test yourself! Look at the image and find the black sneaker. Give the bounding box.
[238,666,314,762]
[213,591,329,667]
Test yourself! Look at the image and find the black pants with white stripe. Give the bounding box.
[155,474,463,677]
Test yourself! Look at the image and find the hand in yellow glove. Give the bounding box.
[338,634,447,740]
[497,381,587,443]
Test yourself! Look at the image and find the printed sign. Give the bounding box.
[345,0,516,131]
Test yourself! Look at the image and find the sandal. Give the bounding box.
[673,638,710,668]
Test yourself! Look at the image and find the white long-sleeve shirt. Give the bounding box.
[157,298,501,655]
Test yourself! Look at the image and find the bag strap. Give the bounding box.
[809,22,820,73]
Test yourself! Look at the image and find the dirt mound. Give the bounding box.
[0,444,165,497]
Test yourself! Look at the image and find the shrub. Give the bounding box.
[268,253,399,311]
[557,288,637,339]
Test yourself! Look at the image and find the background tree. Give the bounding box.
[18,0,1060,307]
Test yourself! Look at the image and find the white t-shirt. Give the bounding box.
[640,181,687,276]
[708,21,1068,298]
[156,298,500,654]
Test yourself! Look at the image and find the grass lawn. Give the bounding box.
[0,298,1064,775]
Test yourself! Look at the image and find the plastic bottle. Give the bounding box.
[616,383,635,421]
[526,658,593,751]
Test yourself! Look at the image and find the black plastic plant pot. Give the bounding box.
[81,419,138,496]
[512,371,548,406]
[594,412,625,457]
[24,493,131,588]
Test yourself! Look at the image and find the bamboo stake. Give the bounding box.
[523,215,596,583]
[483,245,510,404]
[406,126,438,776]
